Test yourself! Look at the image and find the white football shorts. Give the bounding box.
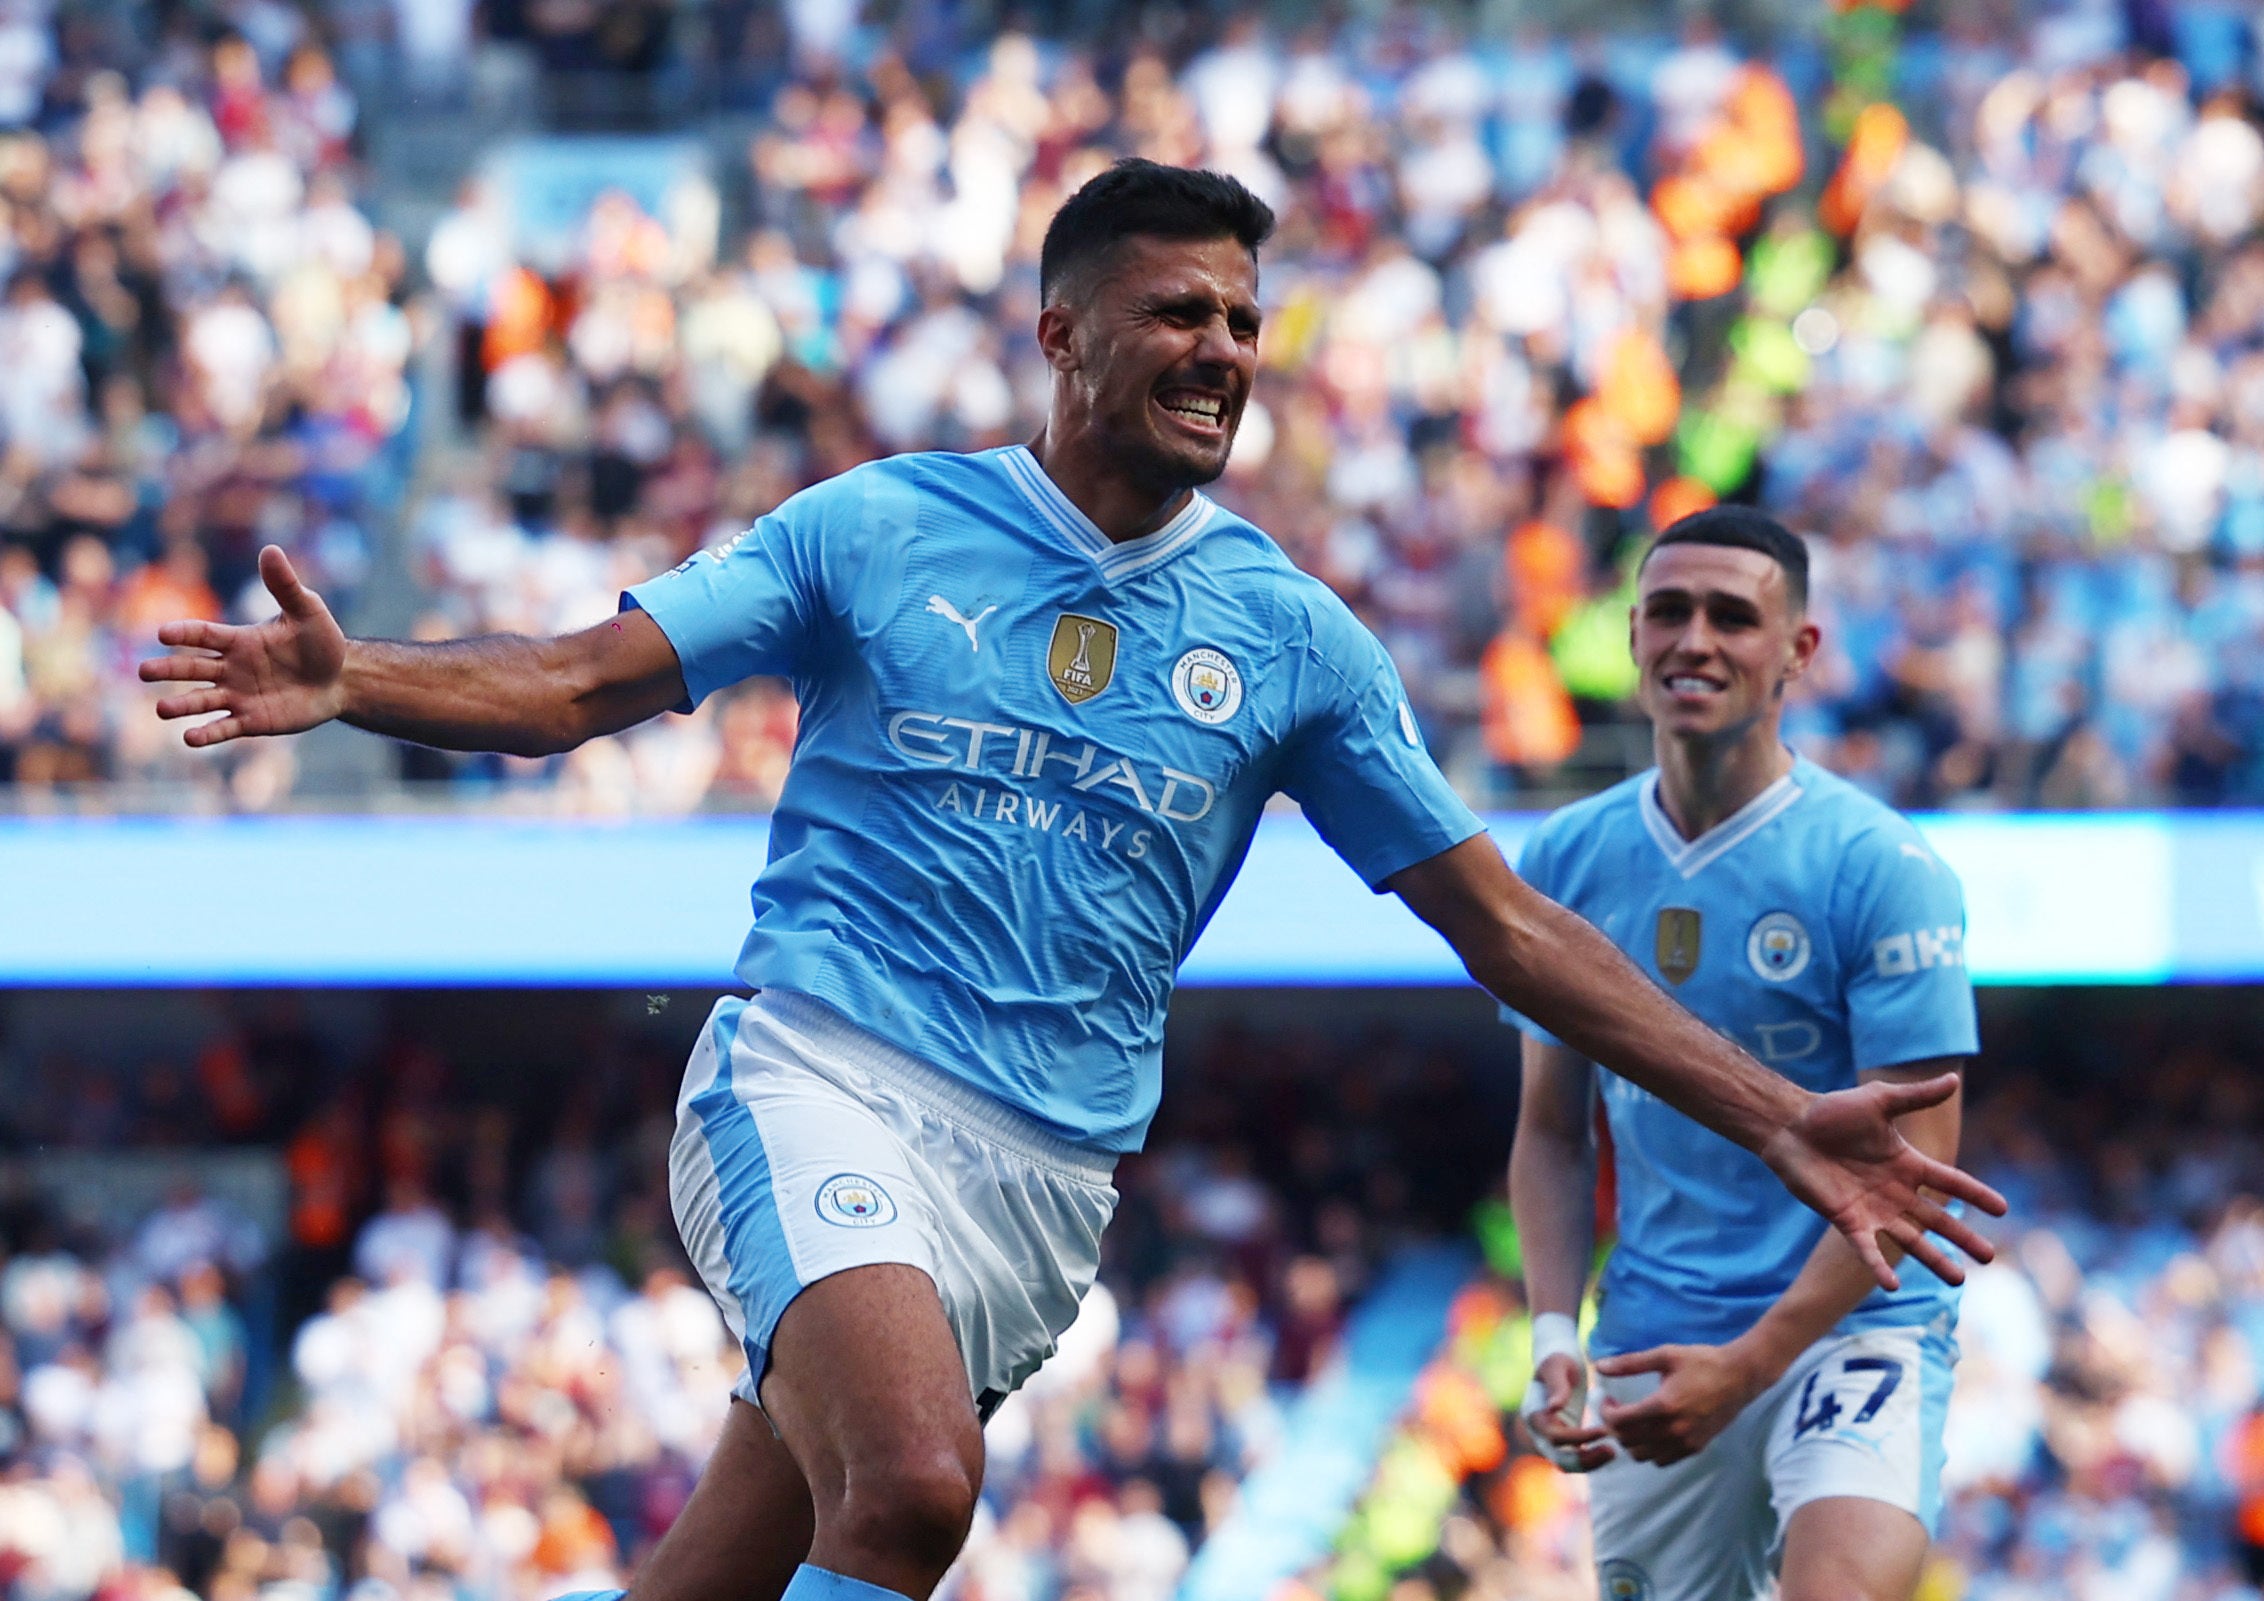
[669,991,1118,1419]
[1585,1322,1956,1601]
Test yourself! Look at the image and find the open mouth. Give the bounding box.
[1663,674,1726,698]
[1155,387,1229,439]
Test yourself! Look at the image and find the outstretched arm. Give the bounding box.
[1388,835,2004,1288]
[140,546,689,757]
[1595,1060,1965,1465]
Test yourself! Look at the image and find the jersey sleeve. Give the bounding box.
[1837,823,1979,1072]
[619,472,856,709]
[1277,601,1485,891]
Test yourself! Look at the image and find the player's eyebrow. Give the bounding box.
[1643,586,1766,618]
[1142,290,1262,331]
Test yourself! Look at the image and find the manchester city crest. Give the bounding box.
[815,1173,898,1228]
[1598,1559,1653,1600]
[1747,911,1813,982]
[1171,647,1243,725]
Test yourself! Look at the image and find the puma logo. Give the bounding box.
[926,595,997,652]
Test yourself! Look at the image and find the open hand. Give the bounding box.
[1760,1074,2006,1291]
[1519,1352,1614,1472]
[1594,1343,1767,1466]
[139,545,348,747]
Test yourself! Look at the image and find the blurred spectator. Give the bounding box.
[0,991,1513,1601]
[3,0,2260,812]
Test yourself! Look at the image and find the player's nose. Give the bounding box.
[1188,314,1242,374]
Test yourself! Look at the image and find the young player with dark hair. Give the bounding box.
[1511,508,1978,1601]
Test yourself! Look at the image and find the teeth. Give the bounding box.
[1668,677,1719,692]
[1161,395,1223,420]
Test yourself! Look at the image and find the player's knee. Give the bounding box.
[830,1446,980,1576]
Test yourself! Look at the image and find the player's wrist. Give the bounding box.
[1725,1323,1799,1391]
[1530,1310,1582,1373]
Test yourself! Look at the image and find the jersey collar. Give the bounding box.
[999,445,1218,584]
[1638,762,1805,879]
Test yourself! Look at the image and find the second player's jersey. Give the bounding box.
[1506,758,1978,1355]
[626,446,1483,1153]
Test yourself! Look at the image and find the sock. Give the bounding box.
[547,1592,627,1601]
[779,1565,916,1601]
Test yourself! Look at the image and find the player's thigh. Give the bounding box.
[1777,1497,1928,1601]
[667,997,946,1400]
[1763,1325,1952,1599]
[632,1397,813,1601]
[1586,1371,1776,1601]
[759,1259,984,1505]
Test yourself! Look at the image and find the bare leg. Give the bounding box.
[629,1396,815,1601]
[758,1263,985,1600]
[1778,1496,1929,1601]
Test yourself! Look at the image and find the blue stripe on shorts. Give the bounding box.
[1917,1324,1958,1533]
[689,1001,802,1391]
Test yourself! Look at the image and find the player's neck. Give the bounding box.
[1652,730,1794,841]
[1027,429,1196,543]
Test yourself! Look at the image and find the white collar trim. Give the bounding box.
[999,446,1217,583]
[1639,766,1804,879]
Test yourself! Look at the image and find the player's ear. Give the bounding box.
[1785,617,1822,683]
[1036,301,1081,375]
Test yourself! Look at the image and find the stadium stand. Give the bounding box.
[0,991,1514,1601]
[1,988,2262,1598]
[1,3,2262,809]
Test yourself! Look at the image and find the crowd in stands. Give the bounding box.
[0,1,2262,809]
[0,992,1511,1600]
[0,3,411,806]
[14,986,2264,1596]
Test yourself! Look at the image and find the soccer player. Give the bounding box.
[1509,507,1979,1601]
[144,164,2000,1601]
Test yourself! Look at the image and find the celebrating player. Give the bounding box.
[143,163,2001,1601]
[1509,507,1979,1601]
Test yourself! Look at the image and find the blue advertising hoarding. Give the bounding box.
[0,811,2245,987]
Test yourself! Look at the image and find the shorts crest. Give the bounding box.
[815,1173,898,1228]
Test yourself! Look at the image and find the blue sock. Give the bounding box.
[780,1566,915,1601]
[548,1592,627,1601]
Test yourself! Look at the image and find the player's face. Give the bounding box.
[1630,544,1820,742]
[1052,234,1261,491]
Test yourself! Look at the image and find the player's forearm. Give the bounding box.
[339,635,598,756]
[1509,1123,1597,1318]
[1479,895,1807,1154]
[1733,1089,1963,1383]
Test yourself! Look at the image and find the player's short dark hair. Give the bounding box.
[1644,505,1810,614]
[1039,159,1276,306]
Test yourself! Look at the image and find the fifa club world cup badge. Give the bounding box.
[1048,614,1118,704]
[1656,907,1701,984]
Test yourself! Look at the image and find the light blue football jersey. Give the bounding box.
[1505,757,1978,1355]
[625,445,1483,1153]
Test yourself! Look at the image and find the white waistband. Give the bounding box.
[746,991,1118,1184]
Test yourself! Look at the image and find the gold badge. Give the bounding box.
[1656,907,1702,984]
[1047,614,1118,704]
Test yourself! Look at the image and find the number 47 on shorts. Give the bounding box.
[1792,1355,1903,1440]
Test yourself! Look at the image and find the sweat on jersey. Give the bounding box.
[624,445,1484,1153]
[1503,758,1978,1355]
